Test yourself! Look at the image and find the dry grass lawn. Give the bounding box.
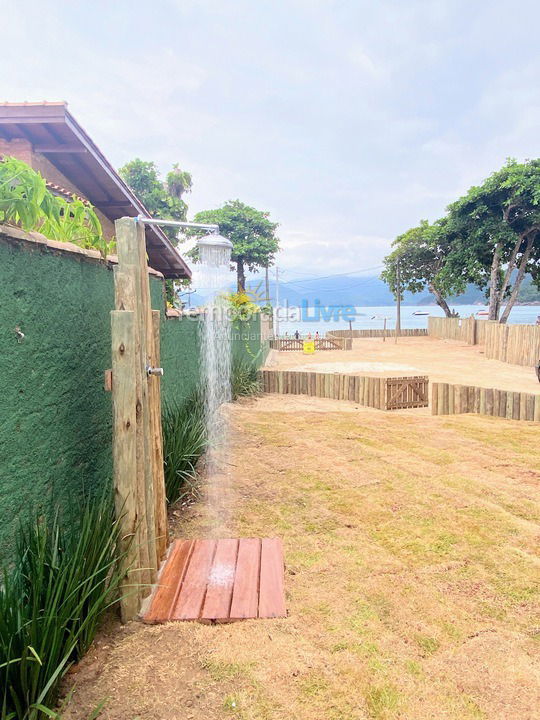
[63,395,540,720]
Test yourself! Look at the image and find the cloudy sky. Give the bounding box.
[4,0,540,281]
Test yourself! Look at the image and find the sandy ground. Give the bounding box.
[62,395,539,720]
[266,337,539,394]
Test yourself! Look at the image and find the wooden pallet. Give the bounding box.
[143,538,286,623]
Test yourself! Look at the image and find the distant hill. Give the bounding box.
[187,273,540,307]
[249,274,540,307]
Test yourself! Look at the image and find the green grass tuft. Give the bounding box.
[231,359,261,400]
[0,493,127,719]
[162,394,207,505]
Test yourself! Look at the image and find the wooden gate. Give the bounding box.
[110,217,167,621]
[270,338,304,350]
[385,376,429,410]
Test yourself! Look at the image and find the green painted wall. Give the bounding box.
[232,315,267,366]
[0,234,268,564]
[160,315,202,405]
[0,237,115,564]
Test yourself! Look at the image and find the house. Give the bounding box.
[0,101,190,279]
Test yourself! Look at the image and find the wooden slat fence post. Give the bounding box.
[111,217,167,621]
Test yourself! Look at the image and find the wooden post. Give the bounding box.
[150,310,168,558]
[117,220,155,583]
[111,310,139,622]
[395,259,401,345]
[111,217,167,620]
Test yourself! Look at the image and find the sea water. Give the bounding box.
[275,304,540,337]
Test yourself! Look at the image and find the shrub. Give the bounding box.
[231,358,261,399]
[0,156,113,256]
[0,493,127,719]
[162,394,207,505]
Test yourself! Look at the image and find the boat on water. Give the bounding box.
[476,310,489,316]
[412,310,430,316]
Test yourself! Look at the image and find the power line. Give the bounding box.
[189,264,385,291]
[288,276,383,293]
[279,264,384,285]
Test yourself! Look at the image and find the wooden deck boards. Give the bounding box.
[143,538,286,623]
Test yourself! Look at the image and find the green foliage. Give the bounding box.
[119,158,193,306]
[231,358,261,400]
[0,156,110,256]
[259,303,273,316]
[0,493,127,719]
[162,395,207,505]
[192,200,279,291]
[40,197,113,257]
[382,158,540,322]
[226,291,260,321]
[118,159,192,243]
[445,158,540,321]
[517,275,540,303]
[381,219,465,316]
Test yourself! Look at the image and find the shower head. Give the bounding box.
[196,233,233,250]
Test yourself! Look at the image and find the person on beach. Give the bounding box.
[294,330,300,339]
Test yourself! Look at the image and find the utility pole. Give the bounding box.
[275,265,280,338]
[265,265,270,305]
[395,257,401,344]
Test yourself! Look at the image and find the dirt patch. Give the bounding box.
[62,396,540,720]
[268,336,539,393]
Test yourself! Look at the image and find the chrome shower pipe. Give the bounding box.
[136,215,219,232]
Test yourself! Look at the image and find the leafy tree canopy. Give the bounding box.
[382,158,540,322]
[119,158,193,305]
[444,158,540,321]
[119,159,192,244]
[193,200,279,291]
[381,219,465,317]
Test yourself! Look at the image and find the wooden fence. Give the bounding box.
[427,316,477,344]
[428,316,540,367]
[260,370,429,411]
[483,322,540,367]
[432,382,540,422]
[270,337,352,351]
[327,328,427,339]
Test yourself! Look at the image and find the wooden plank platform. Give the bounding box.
[143,538,286,623]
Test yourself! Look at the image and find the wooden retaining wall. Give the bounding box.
[428,316,540,367]
[260,370,429,410]
[327,328,428,339]
[432,382,540,422]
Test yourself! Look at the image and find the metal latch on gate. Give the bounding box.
[146,365,164,377]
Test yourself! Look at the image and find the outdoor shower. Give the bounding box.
[137,213,234,474]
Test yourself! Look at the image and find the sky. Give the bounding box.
[3,0,540,282]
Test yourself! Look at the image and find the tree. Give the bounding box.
[381,219,464,316]
[446,159,540,322]
[119,159,192,243]
[119,159,193,305]
[192,200,279,291]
